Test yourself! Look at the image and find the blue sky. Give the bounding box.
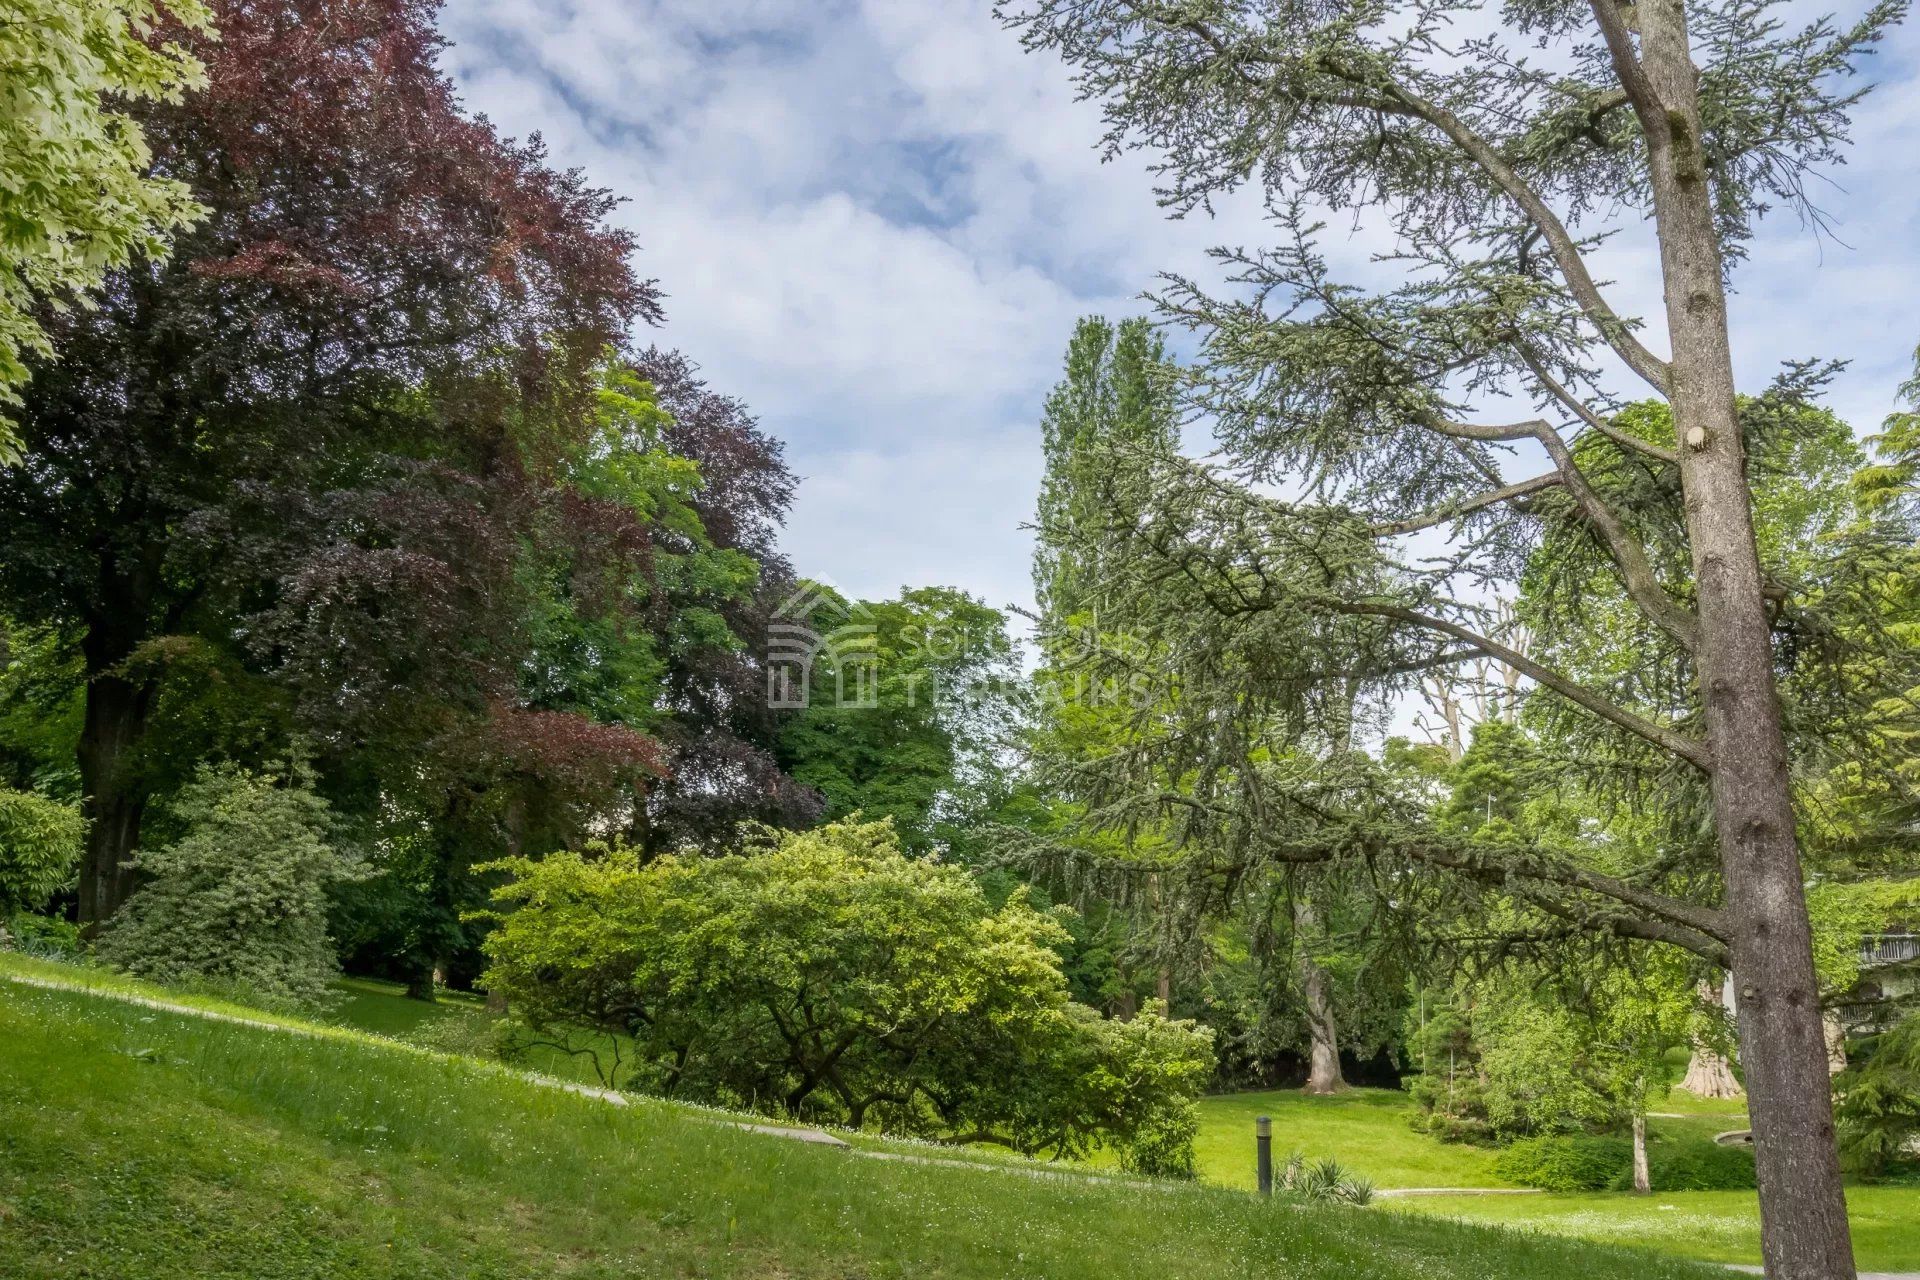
[436,1,1920,627]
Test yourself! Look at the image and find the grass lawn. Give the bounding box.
[330,975,482,1038]
[0,968,1725,1280]
[1380,1188,1920,1271]
[1191,1083,1918,1272]
[1191,1087,1506,1190]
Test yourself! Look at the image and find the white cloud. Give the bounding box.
[435,0,1920,624]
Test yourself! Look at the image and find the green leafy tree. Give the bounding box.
[1034,316,1179,621]
[478,818,1214,1170]
[99,764,355,1009]
[778,586,1020,853]
[1001,0,1913,1263]
[0,0,212,462]
[0,783,83,914]
[0,0,210,462]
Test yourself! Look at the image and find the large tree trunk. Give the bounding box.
[1637,3,1854,1275]
[1681,979,1746,1099]
[1295,899,1345,1095]
[76,623,157,933]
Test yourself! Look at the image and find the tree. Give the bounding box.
[0,0,210,463]
[625,348,821,853]
[777,585,1019,854]
[0,0,652,930]
[1034,317,1179,622]
[0,783,83,915]
[478,818,1215,1169]
[1002,1,1909,1271]
[98,763,354,1009]
[1835,1012,1920,1180]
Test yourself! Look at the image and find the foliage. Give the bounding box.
[1628,1137,1757,1193]
[777,585,1021,854]
[2,910,83,959]
[0,0,656,932]
[1406,962,1688,1142]
[0,0,210,462]
[99,764,355,1009]
[400,1010,518,1062]
[1033,316,1178,622]
[0,977,1735,1280]
[1277,1152,1375,1205]
[1494,1136,1633,1192]
[624,348,818,854]
[1494,1132,1756,1193]
[1836,1013,1920,1181]
[478,818,1213,1168]
[0,784,82,913]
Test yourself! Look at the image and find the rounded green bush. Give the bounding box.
[1493,1135,1631,1191]
[1496,1132,1758,1193]
[1613,1136,1756,1192]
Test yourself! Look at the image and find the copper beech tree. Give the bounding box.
[1003,0,1911,1275]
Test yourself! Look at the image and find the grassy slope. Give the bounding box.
[332,976,484,1037]
[0,971,1723,1280]
[1377,1188,1920,1271]
[325,975,1920,1269]
[1188,1087,1919,1270]
[1190,1087,1507,1190]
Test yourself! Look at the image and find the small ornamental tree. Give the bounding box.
[100,764,355,1008]
[0,0,210,461]
[1002,1,1913,1271]
[479,818,1214,1169]
[0,784,84,915]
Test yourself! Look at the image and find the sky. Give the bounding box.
[435,0,1920,632]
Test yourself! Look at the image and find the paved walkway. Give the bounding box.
[1373,1187,1542,1198]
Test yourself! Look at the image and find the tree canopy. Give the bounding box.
[0,0,211,463]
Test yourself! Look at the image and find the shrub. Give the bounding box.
[1496,1131,1758,1193]
[401,1012,515,1061]
[0,785,84,914]
[3,911,84,960]
[1493,1136,1632,1191]
[99,764,356,1010]
[1837,1014,1920,1181]
[1277,1153,1375,1205]
[479,818,1215,1168]
[1615,1136,1755,1192]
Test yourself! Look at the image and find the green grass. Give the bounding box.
[330,976,482,1038]
[1191,1087,1507,1190]
[1379,1188,1920,1271]
[1189,1084,1917,1271]
[0,967,1725,1280]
